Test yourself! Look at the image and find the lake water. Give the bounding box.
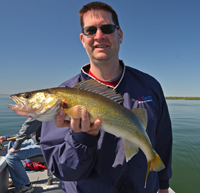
[167,100,200,192]
[0,95,200,192]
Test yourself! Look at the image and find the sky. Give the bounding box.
[0,0,200,97]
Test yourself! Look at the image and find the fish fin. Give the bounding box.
[131,108,148,130]
[63,105,85,118]
[123,139,139,162]
[150,150,165,172]
[63,105,95,123]
[73,79,124,104]
[144,151,165,188]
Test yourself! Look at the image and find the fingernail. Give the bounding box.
[58,110,64,117]
[96,120,101,126]
[82,108,87,116]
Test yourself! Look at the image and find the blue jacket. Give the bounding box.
[40,61,172,193]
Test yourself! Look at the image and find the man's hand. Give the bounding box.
[158,189,169,193]
[55,106,101,136]
[8,147,20,153]
[0,136,6,144]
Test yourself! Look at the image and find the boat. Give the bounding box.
[0,144,62,193]
[0,144,175,193]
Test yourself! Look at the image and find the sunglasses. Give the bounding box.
[82,24,120,37]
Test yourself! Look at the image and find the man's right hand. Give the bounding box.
[0,136,6,144]
[55,106,101,137]
[8,147,20,153]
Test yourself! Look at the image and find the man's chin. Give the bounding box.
[93,55,111,61]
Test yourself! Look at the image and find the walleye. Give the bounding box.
[8,79,165,186]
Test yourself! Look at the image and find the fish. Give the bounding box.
[8,79,165,187]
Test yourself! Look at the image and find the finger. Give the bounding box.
[86,119,101,136]
[69,105,83,132]
[93,119,102,129]
[70,117,81,132]
[81,108,90,132]
[55,109,70,128]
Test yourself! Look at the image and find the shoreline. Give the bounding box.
[1,94,200,100]
[165,97,200,100]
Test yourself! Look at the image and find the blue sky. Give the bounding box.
[0,0,199,96]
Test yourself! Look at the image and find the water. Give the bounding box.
[167,100,200,193]
[0,95,200,192]
[0,95,26,138]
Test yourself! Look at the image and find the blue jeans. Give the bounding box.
[5,139,42,188]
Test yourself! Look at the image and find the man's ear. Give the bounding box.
[118,28,123,44]
[80,33,85,48]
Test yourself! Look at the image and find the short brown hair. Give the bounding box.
[79,1,120,29]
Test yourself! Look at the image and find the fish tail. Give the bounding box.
[144,151,165,188]
[151,150,165,172]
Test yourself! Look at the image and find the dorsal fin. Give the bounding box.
[131,108,148,130]
[73,79,124,104]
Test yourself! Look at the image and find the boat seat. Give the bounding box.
[28,155,53,185]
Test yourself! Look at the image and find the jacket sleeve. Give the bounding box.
[13,118,42,149]
[40,120,100,181]
[155,90,173,189]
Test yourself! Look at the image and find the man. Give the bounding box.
[40,2,172,193]
[0,118,42,193]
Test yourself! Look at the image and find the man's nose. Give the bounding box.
[94,28,105,39]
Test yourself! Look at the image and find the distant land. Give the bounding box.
[165,97,200,100]
[0,94,200,100]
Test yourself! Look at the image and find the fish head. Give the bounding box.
[8,89,62,121]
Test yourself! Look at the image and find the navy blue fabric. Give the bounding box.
[40,61,172,193]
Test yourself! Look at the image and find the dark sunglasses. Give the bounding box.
[82,24,120,37]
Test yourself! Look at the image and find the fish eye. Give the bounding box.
[24,93,32,99]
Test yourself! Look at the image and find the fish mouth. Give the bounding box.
[8,96,25,110]
[8,96,34,118]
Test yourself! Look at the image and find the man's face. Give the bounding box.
[80,10,123,63]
